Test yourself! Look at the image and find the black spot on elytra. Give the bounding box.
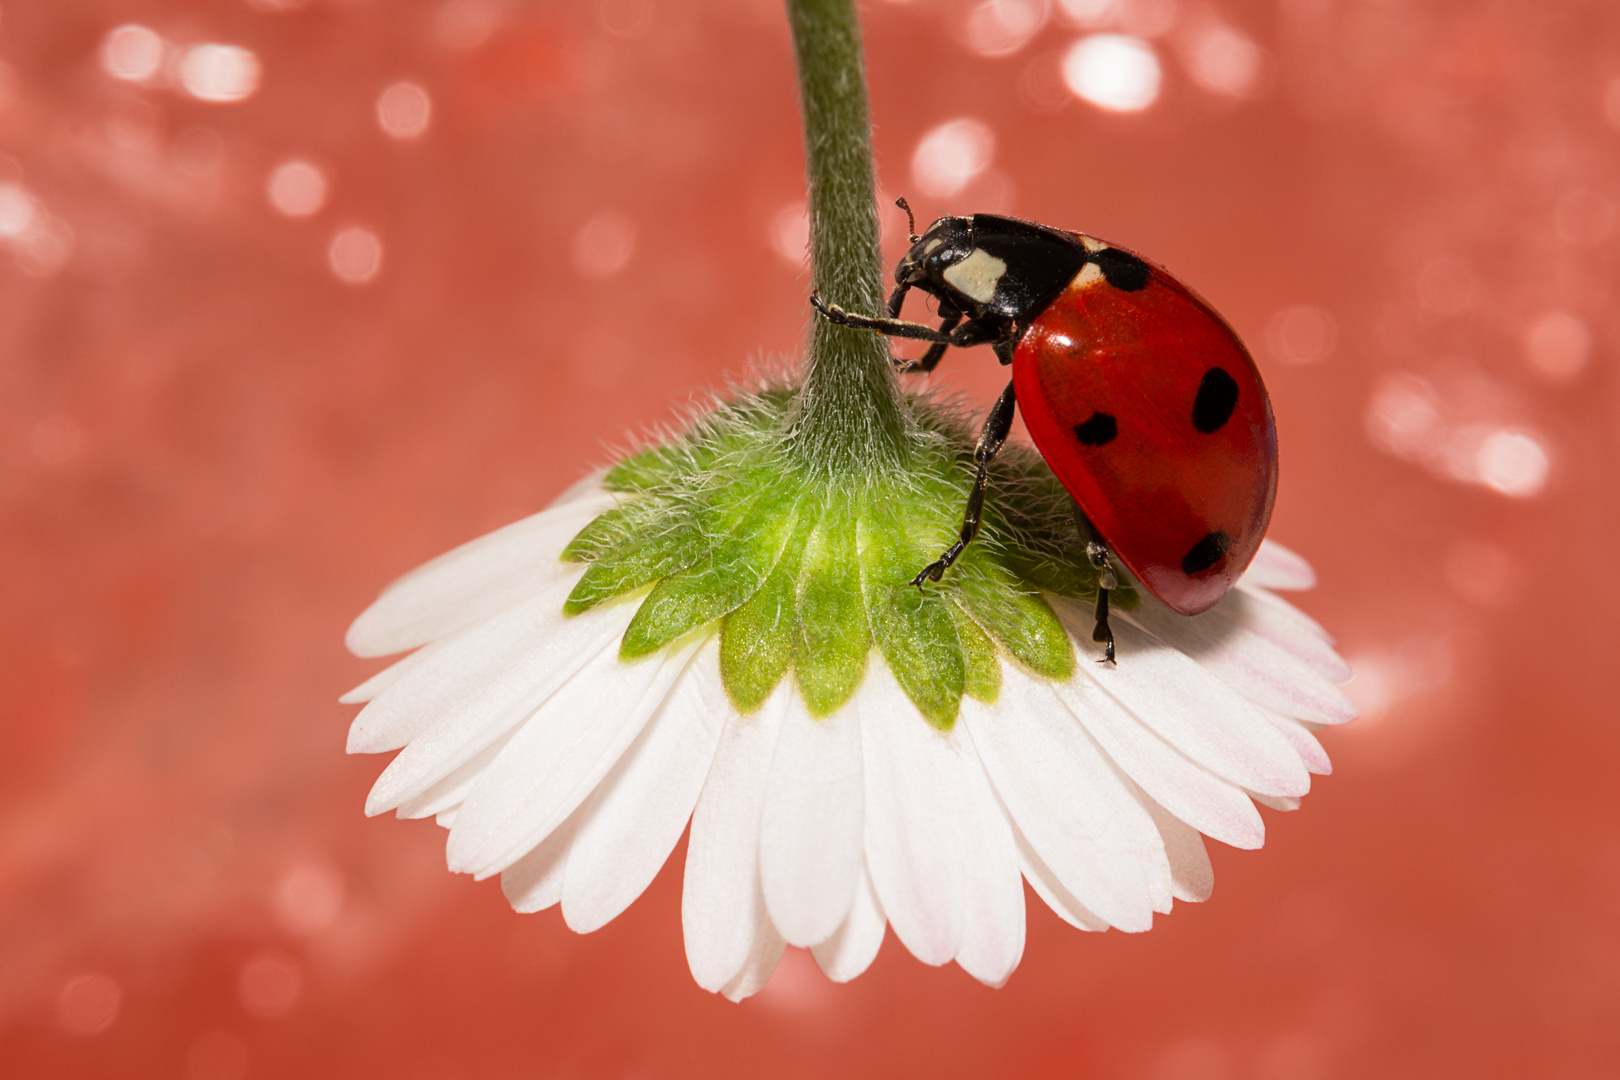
[1094,248,1151,292]
[1192,367,1239,433]
[1181,530,1232,576]
[1072,412,1118,446]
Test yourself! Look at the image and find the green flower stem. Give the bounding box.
[785,0,911,471]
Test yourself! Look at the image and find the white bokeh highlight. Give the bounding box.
[329,226,383,284]
[572,212,637,279]
[266,161,328,218]
[911,119,996,198]
[962,0,1050,58]
[1062,34,1161,112]
[100,25,166,83]
[377,81,433,140]
[178,44,262,104]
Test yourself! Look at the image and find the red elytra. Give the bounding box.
[1013,243,1277,615]
[812,211,1277,621]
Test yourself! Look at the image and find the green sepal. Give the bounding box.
[950,604,1001,704]
[719,502,817,712]
[563,513,708,615]
[859,493,964,730]
[561,498,668,563]
[793,496,869,716]
[952,551,1075,681]
[620,487,801,658]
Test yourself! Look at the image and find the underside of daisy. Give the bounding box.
[561,385,1135,727]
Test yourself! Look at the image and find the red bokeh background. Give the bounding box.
[3,1,1618,1077]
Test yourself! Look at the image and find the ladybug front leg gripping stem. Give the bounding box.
[1086,539,1118,665]
[911,380,1018,588]
[810,294,1008,366]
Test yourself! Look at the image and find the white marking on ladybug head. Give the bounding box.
[1079,234,1107,252]
[1068,262,1105,290]
[941,247,1006,304]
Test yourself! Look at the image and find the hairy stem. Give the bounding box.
[785,0,911,472]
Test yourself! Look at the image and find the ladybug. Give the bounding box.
[811,201,1277,662]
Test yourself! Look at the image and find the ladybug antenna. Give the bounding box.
[895,196,919,243]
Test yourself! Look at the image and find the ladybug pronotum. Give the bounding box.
[812,203,1278,663]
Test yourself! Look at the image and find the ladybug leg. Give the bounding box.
[899,309,963,373]
[1085,540,1118,665]
[910,380,1018,588]
[811,295,953,344]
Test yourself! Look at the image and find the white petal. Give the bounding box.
[759,693,865,948]
[346,490,616,658]
[446,630,707,878]
[719,911,786,1003]
[683,682,790,993]
[1055,602,1311,799]
[963,666,1162,933]
[1266,711,1333,775]
[1048,671,1264,850]
[950,745,1026,986]
[359,587,635,809]
[859,661,966,967]
[1252,792,1301,811]
[500,812,581,913]
[1132,784,1214,903]
[435,807,459,829]
[561,638,729,933]
[1014,826,1108,932]
[395,727,517,819]
[340,636,452,705]
[1241,539,1317,591]
[1122,601,1356,725]
[1227,588,1350,684]
[811,868,886,982]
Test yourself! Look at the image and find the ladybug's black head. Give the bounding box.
[887,216,976,317]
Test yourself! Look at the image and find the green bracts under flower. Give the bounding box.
[560,385,1135,729]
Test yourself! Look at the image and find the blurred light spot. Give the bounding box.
[31,416,86,467]
[1180,22,1265,98]
[1416,256,1474,315]
[435,0,503,51]
[238,951,301,1019]
[1057,0,1117,28]
[1062,34,1161,112]
[1604,76,1620,130]
[1255,1032,1330,1080]
[1523,310,1591,380]
[597,0,654,36]
[1554,188,1614,246]
[1020,50,1073,112]
[572,211,637,279]
[266,161,327,217]
[1443,537,1517,608]
[329,227,382,284]
[1115,0,1179,39]
[758,948,834,1011]
[187,1031,248,1080]
[963,0,1050,58]
[1264,304,1336,364]
[56,973,121,1036]
[178,44,261,104]
[1364,373,1443,460]
[100,25,166,82]
[7,206,75,278]
[274,863,345,935]
[770,201,808,267]
[1151,1037,1230,1080]
[377,81,432,140]
[245,0,314,11]
[0,183,36,237]
[1472,429,1548,498]
[1343,634,1453,721]
[911,118,996,198]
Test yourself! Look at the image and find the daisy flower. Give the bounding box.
[340,0,1353,1001]
[342,388,1354,1000]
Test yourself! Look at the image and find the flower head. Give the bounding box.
[343,386,1353,999]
